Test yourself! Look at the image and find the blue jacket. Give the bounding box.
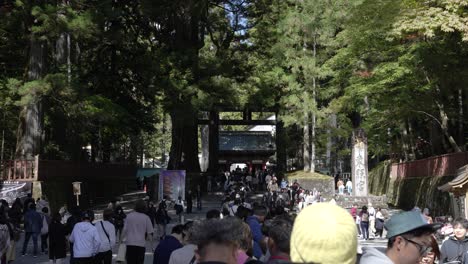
[246,215,263,259]
[153,235,183,264]
[24,209,42,233]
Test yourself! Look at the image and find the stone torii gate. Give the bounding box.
[197,108,286,176]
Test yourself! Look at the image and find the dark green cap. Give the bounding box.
[385,211,442,238]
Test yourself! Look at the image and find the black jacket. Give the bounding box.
[440,236,468,263]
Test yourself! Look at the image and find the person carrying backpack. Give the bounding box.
[359,206,370,240]
[156,202,170,240]
[40,207,51,254]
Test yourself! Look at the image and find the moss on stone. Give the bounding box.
[369,160,455,216]
[286,170,331,180]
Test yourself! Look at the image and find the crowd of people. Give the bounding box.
[2,178,468,264]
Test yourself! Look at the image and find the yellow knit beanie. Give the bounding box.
[290,203,357,264]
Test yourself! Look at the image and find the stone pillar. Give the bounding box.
[351,128,368,196]
[32,181,43,200]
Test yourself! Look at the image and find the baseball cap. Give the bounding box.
[385,211,442,238]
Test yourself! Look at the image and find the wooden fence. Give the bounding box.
[390,152,468,179]
[0,156,38,181]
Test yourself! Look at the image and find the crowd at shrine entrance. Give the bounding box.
[2,164,468,264]
[1,108,468,264]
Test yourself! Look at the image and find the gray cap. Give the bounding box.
[385,211,442,238]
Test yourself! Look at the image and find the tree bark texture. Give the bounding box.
[275,115,287,176]
[303,114,310,172]
[167,105,201,173]
[200,123,209,172]
[16,37,46,159]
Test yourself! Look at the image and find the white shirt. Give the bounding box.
[376,211,385,220]
[168,244,197,264]
[95,220,116,252]
[368,207,376,220]
[123,212,153,247]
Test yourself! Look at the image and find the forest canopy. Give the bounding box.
[0,0,466,173]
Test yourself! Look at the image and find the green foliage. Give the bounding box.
[1,0,467,168]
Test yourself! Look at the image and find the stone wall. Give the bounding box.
[369,161,454,216]
[334,195,388,209]
[287,176,335,199]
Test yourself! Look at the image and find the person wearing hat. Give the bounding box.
[290,203,358,264]
[360,210,442,264]
[439,217,468,263]
[69,210,101,264]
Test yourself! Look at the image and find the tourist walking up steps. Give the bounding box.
[123,200,153,264]
[22,203,42,257]
[48,212,67,264]
[69,210,100,264]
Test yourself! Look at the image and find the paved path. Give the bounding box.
[12,194,222,264]
[10,192,396,263]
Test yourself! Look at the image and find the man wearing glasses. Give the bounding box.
[360,210,442,264]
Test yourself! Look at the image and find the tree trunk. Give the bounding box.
[328,114,338,174]
[400,123,410,161]
[435,97,461,152]
[1,112,5,164]
[161,114,167,164]
[310,112,316,173]
[275,115,287,176]
[303,115,310,172]
[407,120,416,159]
[16,37,46,159]
[167,105,201,173]
[200,112,209,172]
[424,72,461,152]
[309,36,317,173]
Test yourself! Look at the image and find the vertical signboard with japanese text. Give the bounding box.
[158,170,186,201]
